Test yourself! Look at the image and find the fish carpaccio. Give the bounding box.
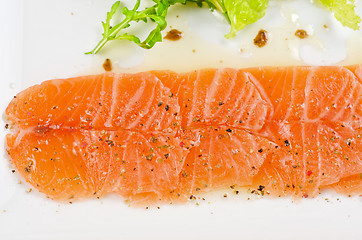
[6,66,362,203]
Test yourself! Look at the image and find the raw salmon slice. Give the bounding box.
[6,71,182,133]
[6,66,362,203]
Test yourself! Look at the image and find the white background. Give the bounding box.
[0,0,361,239]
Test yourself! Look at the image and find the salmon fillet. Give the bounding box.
[6,66,362,203]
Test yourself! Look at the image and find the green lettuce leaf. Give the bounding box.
[224,0,269,39]
[320,0,361,30]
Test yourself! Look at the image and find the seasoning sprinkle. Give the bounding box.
[145,154,153,161]
[24,161,33,174]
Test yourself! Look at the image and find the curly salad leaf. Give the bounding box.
[87,0,361,54]
[319,0,361,30]
[224,0,269,39]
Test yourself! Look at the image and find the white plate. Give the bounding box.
[0,0,362,239]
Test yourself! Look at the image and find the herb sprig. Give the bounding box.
[86,0,236,54]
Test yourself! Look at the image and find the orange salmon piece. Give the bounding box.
[177,127,275,198]
[325,174,362,196]
[6,72,182,134]
[5,66,362,203]
[7,128,187,202]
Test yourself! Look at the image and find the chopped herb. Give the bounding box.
[24,167,31,174]
[24,161,33,174]
[105,140,115,146]
[193,117,200,122]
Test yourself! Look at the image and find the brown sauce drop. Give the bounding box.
[164,29,182,41]
[295,29,308,39]
[254,30,268,48]
[103,58,112,72]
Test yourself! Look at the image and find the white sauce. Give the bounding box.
[95,0,362,74]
